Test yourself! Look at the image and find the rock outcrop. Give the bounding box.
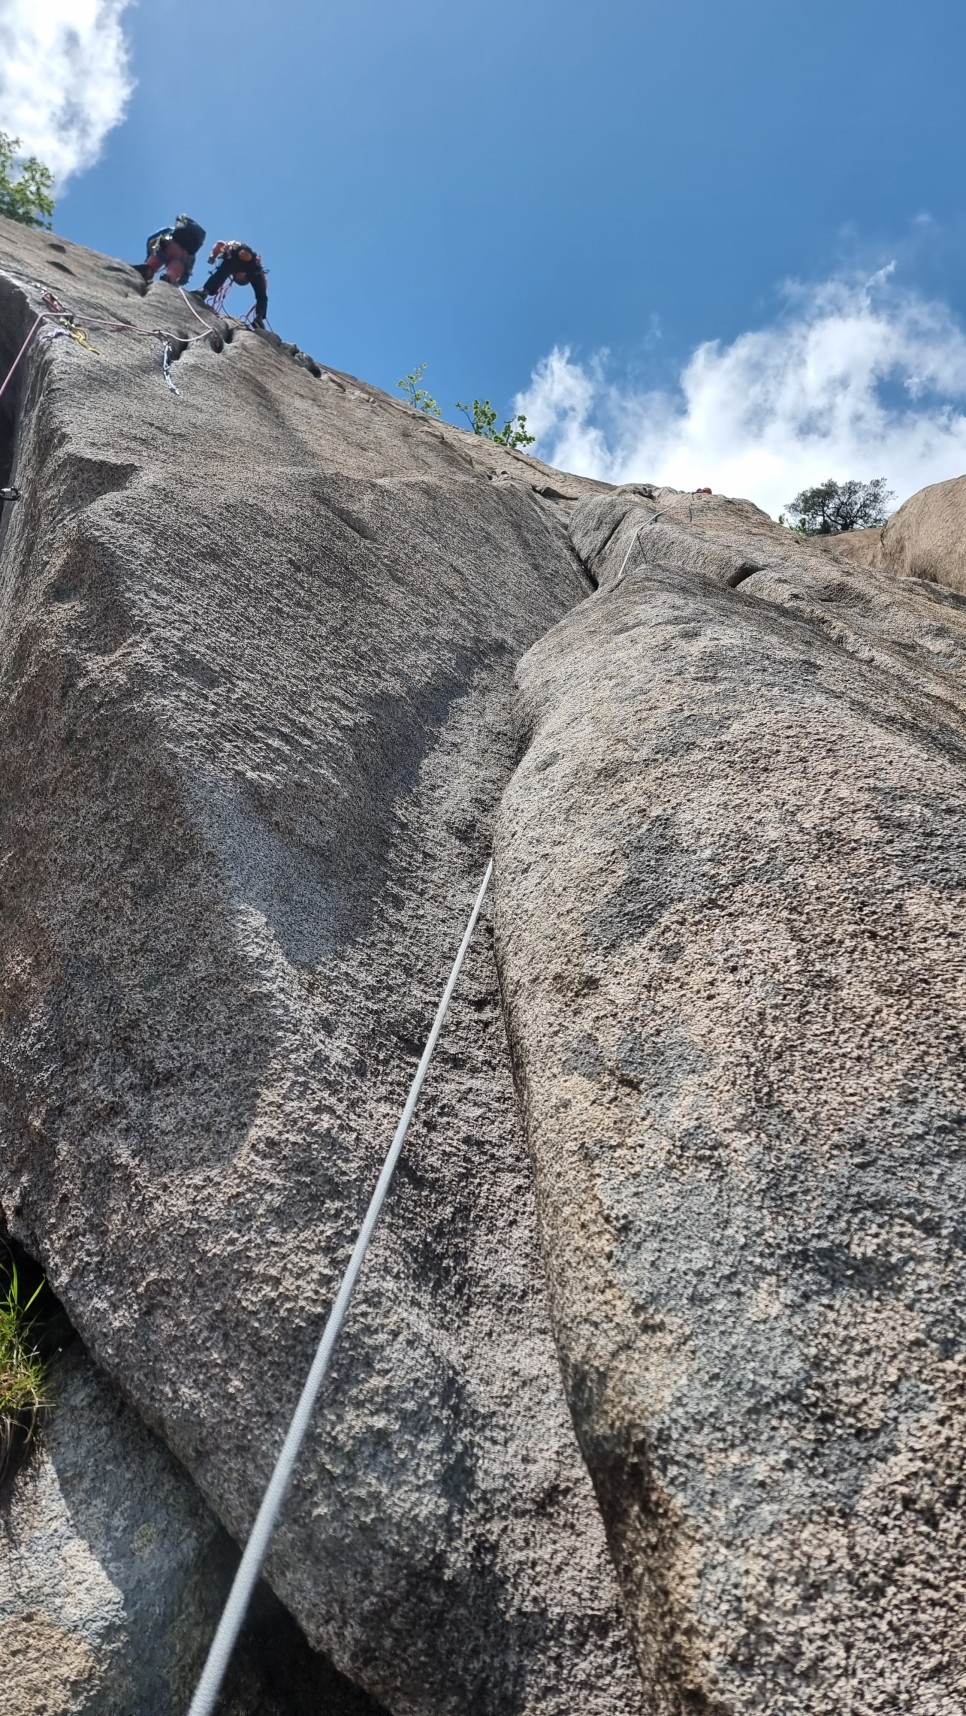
[853,472,966,594]
[814,523,883,568]
[0,1343,384,1716]
[830,473,966,595]
[0,216,640,1715]
[3,215,966,1716]
[495,485,966,1712]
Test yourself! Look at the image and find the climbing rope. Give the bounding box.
[185,860,494,1716]
[0,311,46,404]
[609,491,723,587]
[0,271,276,421]
[613,524,645,586]
[177,286,214,332]
[0,280,226,424]
[37,285,212,352]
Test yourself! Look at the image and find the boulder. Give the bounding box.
[0,1343,384,1716]
[871,472,966,594]
[494,484,966,1712]
[826,472,966,594]
[0,217,640,1714]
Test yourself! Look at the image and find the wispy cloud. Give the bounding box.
[516,268,966,515]
[0,0,135,184]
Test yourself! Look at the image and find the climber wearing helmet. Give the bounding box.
[200,241,269,328]
[133,214,206,286]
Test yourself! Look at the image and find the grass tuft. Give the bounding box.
[0,1251,49,1486]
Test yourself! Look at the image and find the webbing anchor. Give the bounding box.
[0,486,20,504]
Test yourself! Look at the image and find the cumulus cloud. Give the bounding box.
[516,268,966,516]
[0,0,135,184]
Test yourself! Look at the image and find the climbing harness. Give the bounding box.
[185,860,493,1716]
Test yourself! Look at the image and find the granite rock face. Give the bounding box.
[870,472,966,594]
[0,217,641,1715]
[830,473,966,594]
[494,485,966,1713]
[5,211,966,1716]
[0,1344,385,1716]
[813,523,883,568]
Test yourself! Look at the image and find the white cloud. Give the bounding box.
[516,269,966,516]
[0,0,135,184]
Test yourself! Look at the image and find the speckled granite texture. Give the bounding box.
[0,1344,385,1716]
[0,217,638,1716]
[495,485,966,1713]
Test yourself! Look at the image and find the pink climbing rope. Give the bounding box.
[0,284,218,423]
[39,285,213,351]
[0,311,46,403]
[177,287,214,333]
[1,267,272,416]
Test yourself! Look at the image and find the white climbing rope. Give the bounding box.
[613,523,644,586]
[186,859,494,1716]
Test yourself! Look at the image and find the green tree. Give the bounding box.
[784,477,894,535]
[0,133,55,230]
[397,362,441,417]
[456,397,535,450]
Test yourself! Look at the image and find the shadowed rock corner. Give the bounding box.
[0,1342,388,1716]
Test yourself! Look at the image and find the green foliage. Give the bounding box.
[397,362,441,417]
[397,365,537,450]
[784,477,894,535]
[0,1252,49,1486]
[0,133,55,230]
[456,397,536,449]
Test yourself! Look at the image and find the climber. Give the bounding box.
[133,215,207,287]
[199,241,269,328]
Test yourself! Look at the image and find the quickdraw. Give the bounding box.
[161,342,181,395]
[38,288,100,354]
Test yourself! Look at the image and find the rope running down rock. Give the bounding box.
[186,859,494,1716]
[0,310,46,404]
[0,287,217,415]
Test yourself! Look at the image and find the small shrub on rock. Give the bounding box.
[456,396,535,449]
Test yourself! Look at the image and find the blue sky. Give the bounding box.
[5,0,966,513]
